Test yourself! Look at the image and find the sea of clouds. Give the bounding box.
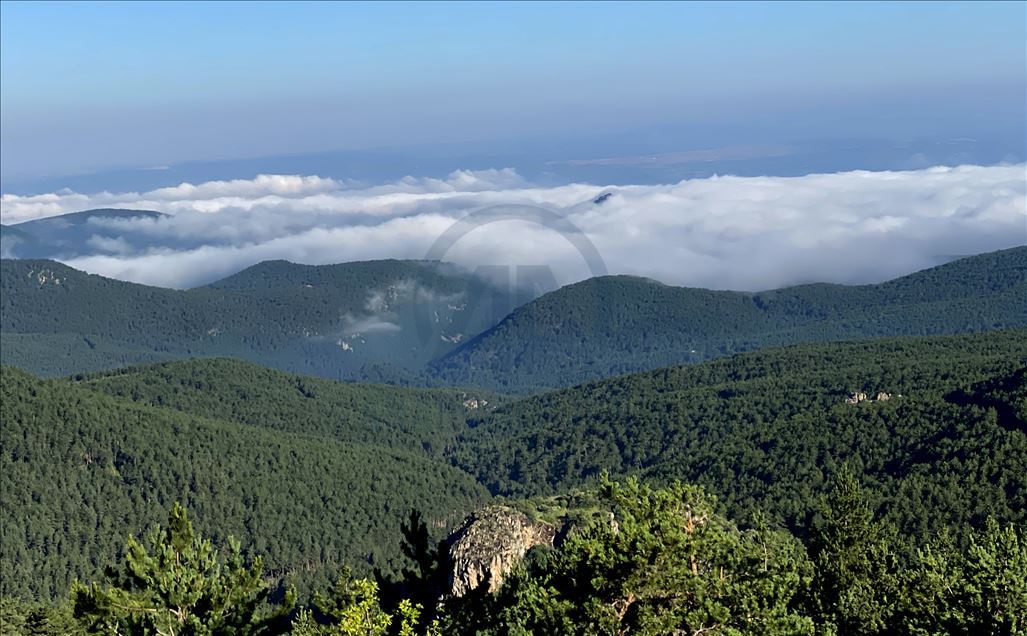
[1,164,1024,290]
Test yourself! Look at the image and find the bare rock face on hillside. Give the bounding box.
[446,506,557,597]
[846,391,868,404]
[846,390,894,404]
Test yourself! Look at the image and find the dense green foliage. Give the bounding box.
[433,247,1027,390]
[804,467,901,633]
[0,365,488,601]
[0,332,177,377]
[3,247,1024,392]
[6,477,1022,635]
[339,475,1027,635]
[72,503,294,635]
[0,258,522,381]
[442,478,815,635]
[2,329,1025,633]
[453,330,1027,547]
[289,576,428,636]
[437,476,1020,635]
[75,358,497,454]
[0,598,80,635]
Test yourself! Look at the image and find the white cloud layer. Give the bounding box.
[1,165,1024,290]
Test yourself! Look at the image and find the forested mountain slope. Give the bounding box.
[432,246,1027,391]
[453,329,1027,545]
[0,365,489,601]
[0,258,524,380]
[2,330,1025,611]
[2,247,1023,390]
[77,357,498,453]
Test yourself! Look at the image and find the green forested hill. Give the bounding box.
[3,247,1024,391]
[0,258,522,380]
[432,247,1027,391]
[452,329,1027,545]
[0,365,489,601]
[0,332,178,377]
[76,357,498,453]
[2,330,1026,613]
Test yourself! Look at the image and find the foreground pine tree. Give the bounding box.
[899,519,1027,635]
[806,468,900,634]
[71,503,294,635]
[290,574,434,636]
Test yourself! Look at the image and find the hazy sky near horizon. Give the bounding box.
[2,1,1025,182]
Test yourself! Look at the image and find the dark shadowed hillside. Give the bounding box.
[0,258,526,380]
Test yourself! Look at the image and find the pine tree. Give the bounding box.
[898,519,1027,634]
[806,467,900,635]
[71,503,293,635]
[290,573,434,636]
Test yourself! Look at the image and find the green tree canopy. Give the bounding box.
[446,478,815,635]
[72,503,293,635]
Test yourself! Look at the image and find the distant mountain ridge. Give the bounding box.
[1,208,167,260]
[14,208,166,225]
[0,224,38,257]
[0,257,529,380]
[430,246,1027,390]
[1,246,1024,388]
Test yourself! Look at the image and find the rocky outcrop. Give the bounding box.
[845,391,868,404]
[458,392,489,411]
[846,391,893,404]
[446,506,557,597]
[27,268,62,286]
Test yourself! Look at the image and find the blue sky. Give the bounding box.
[1,1,1024,183]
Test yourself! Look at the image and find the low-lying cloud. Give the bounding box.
[1,165,1024,291]
[344,279,465,337]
